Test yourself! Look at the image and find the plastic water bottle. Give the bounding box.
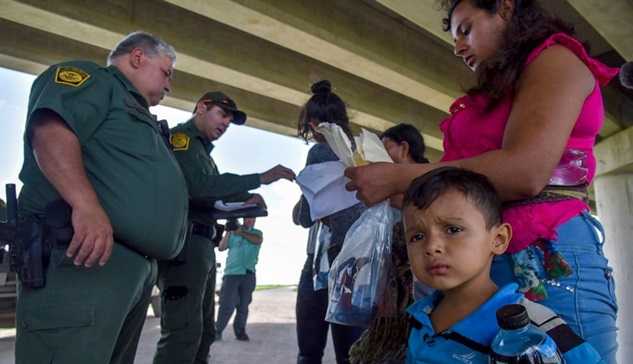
[490,304,564,364]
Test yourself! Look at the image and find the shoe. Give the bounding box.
[235,333,250,341]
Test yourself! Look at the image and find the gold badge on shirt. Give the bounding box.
[54,66,90,87]
[171,133,190,151]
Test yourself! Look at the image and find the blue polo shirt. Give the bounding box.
[406,283,603,364]
[223,227,263,275]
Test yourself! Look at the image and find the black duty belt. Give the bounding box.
[191,223,215,240]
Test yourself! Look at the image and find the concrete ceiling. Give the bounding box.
[1,0,632,164]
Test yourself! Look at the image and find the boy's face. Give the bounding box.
[403,189,511,294]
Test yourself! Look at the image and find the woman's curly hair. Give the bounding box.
[438,0,578,106]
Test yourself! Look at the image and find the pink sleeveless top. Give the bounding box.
[440,33,619,253]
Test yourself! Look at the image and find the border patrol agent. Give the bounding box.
[407,283,603,363]
[153,91,295,364]
[15,32,188,364]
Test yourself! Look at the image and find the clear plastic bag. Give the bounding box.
[326,201,399,327]
[313,224,331,291]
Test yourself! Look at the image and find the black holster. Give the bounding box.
[15,200,73,289]
[15,218,48,289]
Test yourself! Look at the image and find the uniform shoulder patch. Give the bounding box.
[54,66,91,87]
[171,132,190,151]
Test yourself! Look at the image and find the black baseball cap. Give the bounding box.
[194,91,247,125]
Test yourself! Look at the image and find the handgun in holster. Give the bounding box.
[0,184,73,289]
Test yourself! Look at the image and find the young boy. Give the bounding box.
[402,167,602,363]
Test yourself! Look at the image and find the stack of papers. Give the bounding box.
[296,161,361,221]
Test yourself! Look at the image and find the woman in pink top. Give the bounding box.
[345,0,619,361]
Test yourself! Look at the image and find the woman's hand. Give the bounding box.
[389,194,405,209]
[344,163,406,206]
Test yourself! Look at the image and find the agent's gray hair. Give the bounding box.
[107,31,176,65]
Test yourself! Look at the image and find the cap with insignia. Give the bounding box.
[194,91,247,125]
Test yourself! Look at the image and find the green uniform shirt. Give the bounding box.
[224,227,263,275]
[170,119,261,224]
[18,61,189,260]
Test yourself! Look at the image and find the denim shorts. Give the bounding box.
[491,212,618,363]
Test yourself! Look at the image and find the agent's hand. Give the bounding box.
[260,164,296,185]
[65,201,114,267]
[344,162,403,206]
[245,193,267,210]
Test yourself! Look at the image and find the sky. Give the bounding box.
[0,66,311,285]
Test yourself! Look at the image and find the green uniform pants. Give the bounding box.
[153,234,216,364]
[15,242,156,364]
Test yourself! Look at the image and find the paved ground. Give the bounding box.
[0,286,336,364]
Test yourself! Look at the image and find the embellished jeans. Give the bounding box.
[491,212,618,363]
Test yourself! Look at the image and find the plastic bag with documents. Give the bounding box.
[325,201,400,327]
[313,224,332,291]
[310,123,398,327]
[296,124,391,221]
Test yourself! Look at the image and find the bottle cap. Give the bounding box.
[496,304,530,330]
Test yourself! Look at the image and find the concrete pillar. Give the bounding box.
[594,173,633,363]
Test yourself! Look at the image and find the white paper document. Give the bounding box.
[296,161,361,221]
[356,128,393,163]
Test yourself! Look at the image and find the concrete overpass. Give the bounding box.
[1,0,632,361]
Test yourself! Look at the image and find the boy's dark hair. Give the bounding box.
[403,167,502,228]
[381,123,430,164]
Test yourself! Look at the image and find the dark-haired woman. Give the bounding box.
[382,123,430,165]
[293,80,366,364]
[344,1,619,361]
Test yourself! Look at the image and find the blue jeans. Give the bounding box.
[491,212,618,363]
[216,272,256,337]
[296,254,365,364]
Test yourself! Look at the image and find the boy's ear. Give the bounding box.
[491,223,512,255]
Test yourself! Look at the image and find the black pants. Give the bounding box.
[296,254,364,364]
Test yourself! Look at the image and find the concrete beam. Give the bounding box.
[0,18,301,137]
[164,0,466,113]
[567,0,633,60]
[1,0,445,151]
[595,126,633,176]
[377,0,450,45]
[0,52,300,135]
[0,53,46,76]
